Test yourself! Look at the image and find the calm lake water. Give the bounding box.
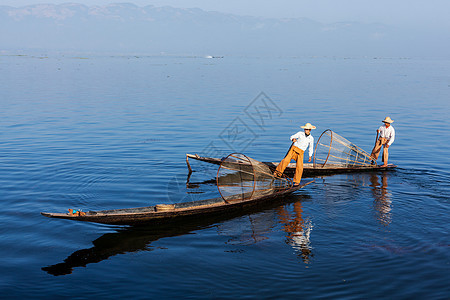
[0,53,449,298]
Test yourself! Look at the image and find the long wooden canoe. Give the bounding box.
[41,181,314,226]
[42,191,311,276]
[186,153,396,177]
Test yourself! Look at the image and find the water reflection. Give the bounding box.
[370,172,393,226]
[42,194,312,276]
[217,212,274,245]
[277,202,313,263]
[319,172,393,227]
[41,172,395,276]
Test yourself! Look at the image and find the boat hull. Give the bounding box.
[186,154,396,177]
[41,181,313,225]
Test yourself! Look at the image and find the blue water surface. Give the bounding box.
[0,54,449,298]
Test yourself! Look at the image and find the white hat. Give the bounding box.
[301,123,316,130]
[382,117,394,123]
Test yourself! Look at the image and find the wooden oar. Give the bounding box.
[370,131,379,165]
[284,142,294,158]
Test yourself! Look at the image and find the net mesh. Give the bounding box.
[217,153,293,203]
[313,130,373,168]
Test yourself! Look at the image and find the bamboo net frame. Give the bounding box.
[313,130,373,168]
[217,153,292,203]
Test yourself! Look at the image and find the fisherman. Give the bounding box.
[274,123,316,186]
[370,117,395,167]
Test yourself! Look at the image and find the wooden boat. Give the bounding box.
[42,191,311,276]
[186,153,396,178]
[41,181,313,226]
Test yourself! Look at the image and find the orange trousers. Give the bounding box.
[275,146,304,184]
[371,137,389,164]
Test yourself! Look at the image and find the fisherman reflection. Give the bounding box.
[277,201,313,263]
[370,172,392,226]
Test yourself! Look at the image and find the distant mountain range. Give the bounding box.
[0,3,445,57]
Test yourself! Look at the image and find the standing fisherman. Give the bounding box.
[274,123,316,186]
[370,117,395,167]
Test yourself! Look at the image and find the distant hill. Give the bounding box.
[0,3,444,57]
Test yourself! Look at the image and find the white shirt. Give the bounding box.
[378,125,395,146]
[290,131,314,157]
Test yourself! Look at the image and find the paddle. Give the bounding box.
[284,142,294,158]
[272,142,294,179]
[371,130,379,165]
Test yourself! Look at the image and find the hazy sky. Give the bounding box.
[2,0,449,29]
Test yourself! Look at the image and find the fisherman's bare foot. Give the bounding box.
[380,164,388,167]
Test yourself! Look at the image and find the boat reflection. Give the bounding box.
[42,193,312,276]
[370,172,392,226]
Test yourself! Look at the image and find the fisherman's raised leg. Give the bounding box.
[371,138,383,160]
[275,147,295,177]
[371,137,387,161]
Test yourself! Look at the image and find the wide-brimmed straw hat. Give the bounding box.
[301,123,316,130]
[382,117,394,123]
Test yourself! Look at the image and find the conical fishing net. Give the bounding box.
[313,130,373,168]
[217,153,293,203]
